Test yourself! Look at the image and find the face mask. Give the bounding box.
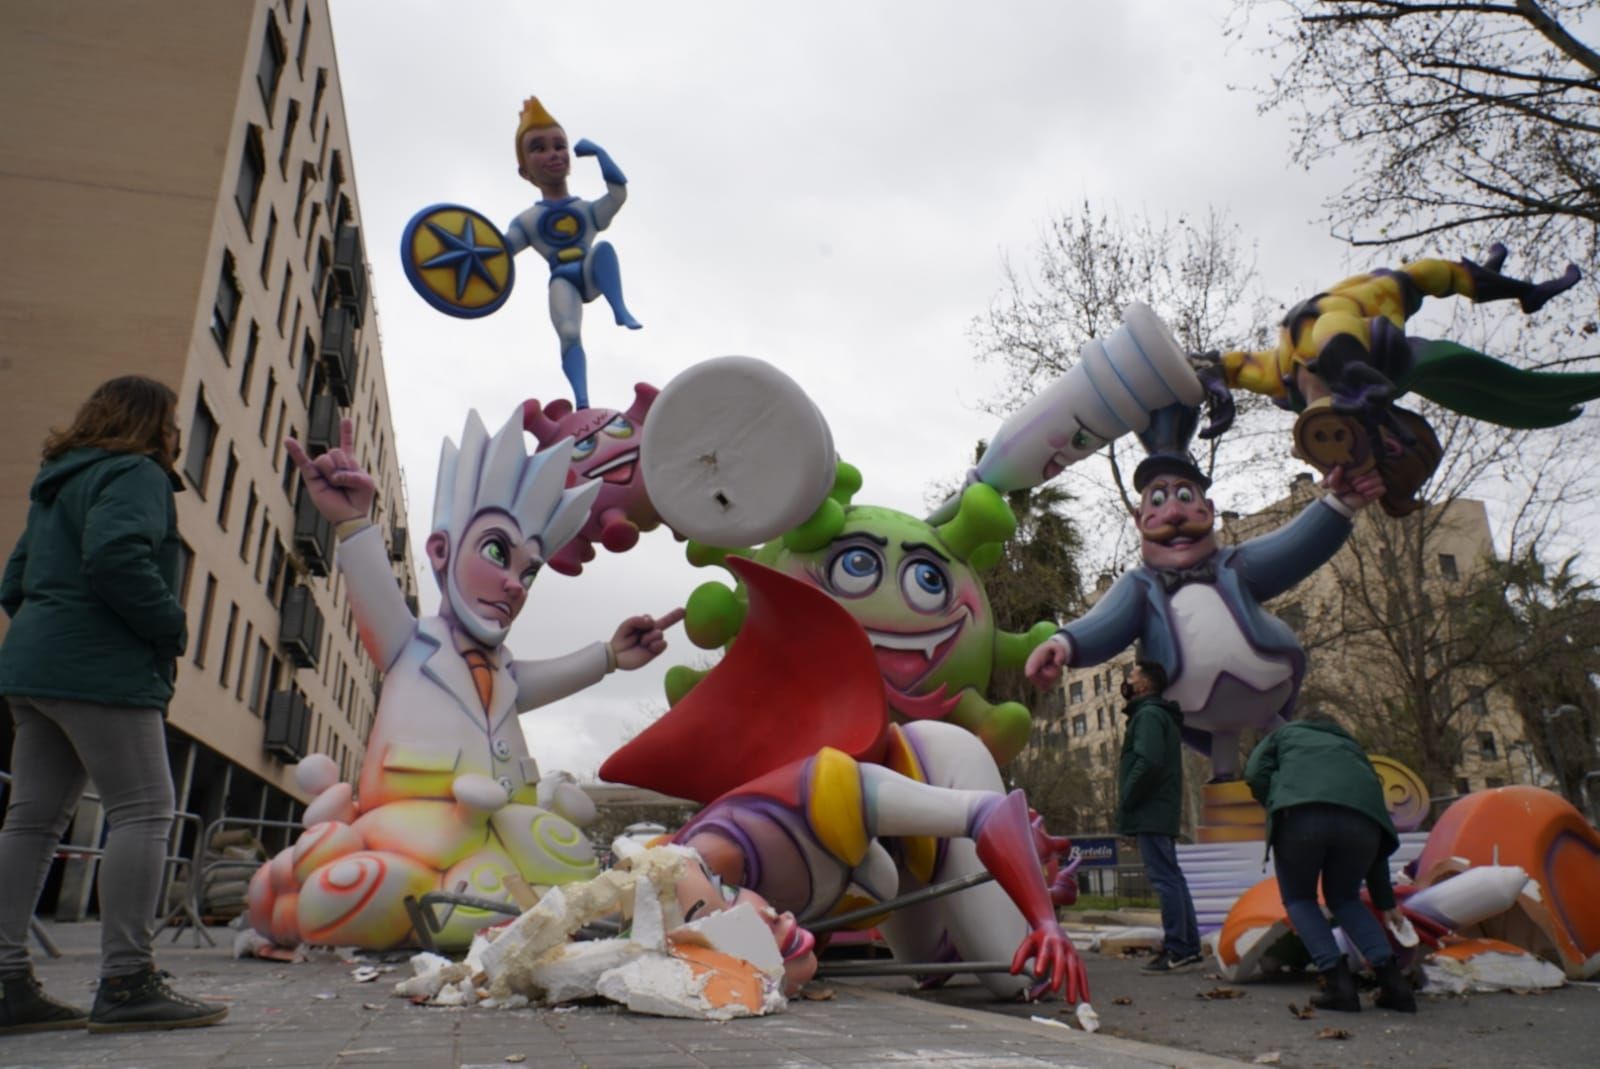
[1120,681,1136,700]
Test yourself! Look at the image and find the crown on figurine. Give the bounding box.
[1132,403,1210,492]
[431,407,598,558]
[515,96,562,159]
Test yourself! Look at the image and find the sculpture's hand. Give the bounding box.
[1190,351,1236,440]
[284,418,374,525]
[609,607,686,671]
[1024,636,1069,689]
[1011,921,1089,1004]
[1323,465,1384,512]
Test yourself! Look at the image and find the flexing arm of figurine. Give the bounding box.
[285,419,414,668]
[608,607,685,671]
[575,138,628,228]
[1024,634,1072,689]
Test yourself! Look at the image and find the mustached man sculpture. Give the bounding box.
[248,414,680,951]
[1025,405,1385,780]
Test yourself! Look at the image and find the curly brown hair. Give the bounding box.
[43,376,179,469]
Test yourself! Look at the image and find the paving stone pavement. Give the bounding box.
[2,922,1249,1069]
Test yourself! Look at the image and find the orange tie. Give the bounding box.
[462,648,495,714]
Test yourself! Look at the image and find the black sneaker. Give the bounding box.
[1142,950,1203,974]
[0,971,88,1034]
[88,968,227,1033]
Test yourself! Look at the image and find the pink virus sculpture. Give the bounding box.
[523,383,661,576]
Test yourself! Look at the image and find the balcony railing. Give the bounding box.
[332,225,367,327]
[320,304,358,407]
[263,688,311,762]
[279,583,325,669]
[306,392,338,457]
[292,487,333,577]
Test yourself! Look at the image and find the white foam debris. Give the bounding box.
[1075,1003,1100,1032]
[1423,949,1565,994]
[528,938,646,1003]
[670,902,783,978]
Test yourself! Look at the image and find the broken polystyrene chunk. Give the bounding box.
[631,872,667,953]
[670,901,783,977]
[529,938,647,1003]
[1423,939,1567,994]
[1075,1003,1100,1032]
[595,945,781,1021]
[393,955,469,1000]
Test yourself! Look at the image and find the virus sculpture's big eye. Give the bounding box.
[827,545,883,597]
[900,559,950,613]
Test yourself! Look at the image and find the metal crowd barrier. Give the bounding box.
[168,815,307,947]
[0,769,203,957]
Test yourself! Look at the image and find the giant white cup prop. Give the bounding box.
[928,302,1202,524]
[641,356,836,547]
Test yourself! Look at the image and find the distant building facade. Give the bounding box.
[0,0,413,899]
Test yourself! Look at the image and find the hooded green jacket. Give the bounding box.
[0,448,187,709]
[1245,719,1399,858]
[1116,694,1185,837]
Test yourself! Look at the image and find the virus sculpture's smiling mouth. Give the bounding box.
[864,618,964,693]
[583,448,640,485]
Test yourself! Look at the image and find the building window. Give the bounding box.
[295,10,312,73]
[257,12,286,113]
[258,370,277,443]
[193,574,217,668]
[324,150,343,212]
[1068,681,1083,704]
[1096,708,1105,731]
[258,209,278,283]
[265,538,287,607]
[310,67,327,125]
[276,264,293,333]
[311,238,329,302]
[216,448,239,529]
[236,622,253,699]
[1478,731,1498,759]
[210,253,241,355]
[1092,675,1102,697]
[218,603,239,686]
[175,539,195,605]
[239,322,260,404]
[1485,776,1504,789]
[1439,554,1459,581]
[272,403,288,470]
[1456,777,1471,796]
[1071,714,1088,737]
[1468,687,1488,718]
[183,392,219,495]
[295,163,315,231]
[303,203,321,264]
[249,638,271,715]
[278,99,300,177]
[239,485,259,560]
[235,126,265,232]
[254,520,272,582]
[298,334,316,400]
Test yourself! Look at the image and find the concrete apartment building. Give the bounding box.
[0,0,414,890]
[1038,475,1535,834]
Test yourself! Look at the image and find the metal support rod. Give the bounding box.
[816,959,1030,979]
[807,870,995,936]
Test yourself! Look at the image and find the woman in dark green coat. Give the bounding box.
[1245,710,1415,1014]
[0,376,224,1034]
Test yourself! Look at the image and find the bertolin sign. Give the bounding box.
[1069,836,1119,869]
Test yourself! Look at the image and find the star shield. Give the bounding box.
[400,204,516,318]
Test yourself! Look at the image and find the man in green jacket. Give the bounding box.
[1118,660,1200,973]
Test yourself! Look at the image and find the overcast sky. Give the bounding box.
[324,0,1594,777]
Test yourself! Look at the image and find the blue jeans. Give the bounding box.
[1137,833,1199,958]
[1272,803,1394,971]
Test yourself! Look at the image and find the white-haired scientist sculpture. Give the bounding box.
[247,412,681,951]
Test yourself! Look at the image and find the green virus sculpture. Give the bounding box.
[668,462,1056,766]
